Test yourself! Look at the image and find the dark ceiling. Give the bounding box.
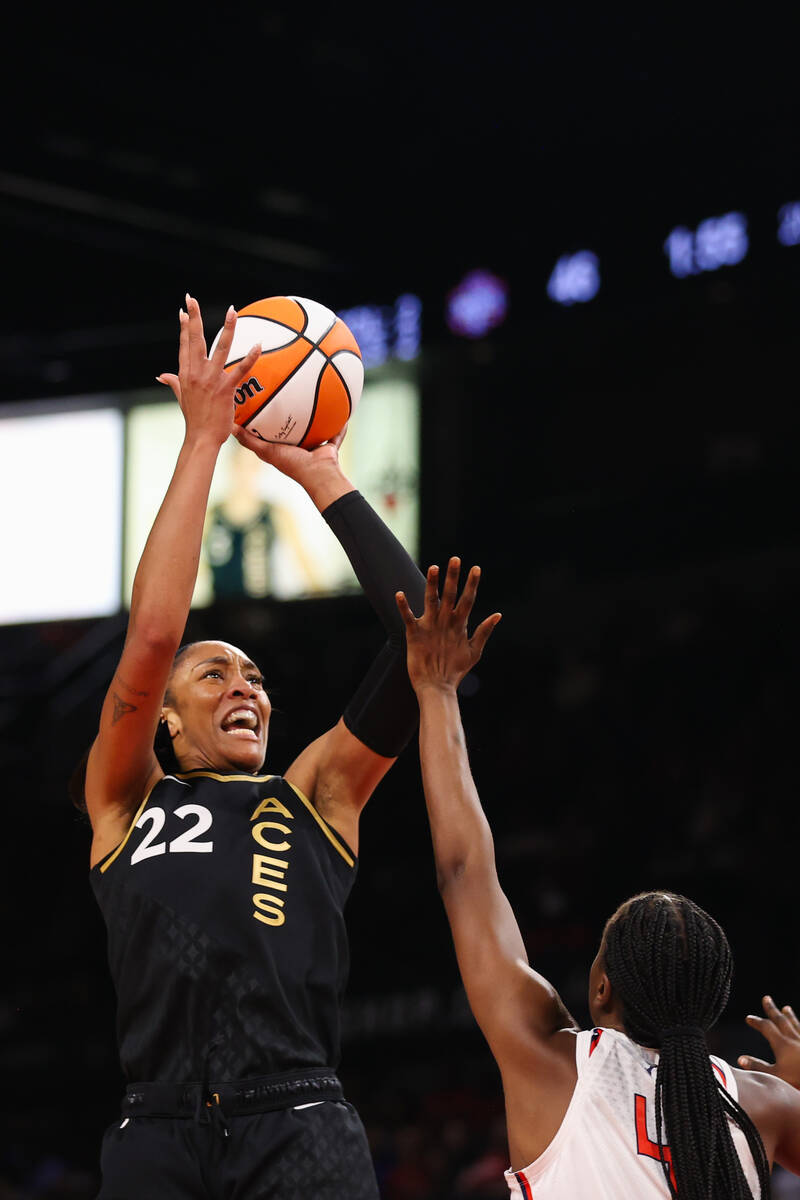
[3,7,800,402]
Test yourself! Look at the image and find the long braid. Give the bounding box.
[603,892,771,1200]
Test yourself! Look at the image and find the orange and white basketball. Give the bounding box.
[210,296,363,448]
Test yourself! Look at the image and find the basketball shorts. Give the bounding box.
[96,1096,380,1200]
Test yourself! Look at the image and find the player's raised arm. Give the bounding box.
[396,560,579,1067]
[233,428,428,851]
[83,298,261,861]
[739,995,800,1089]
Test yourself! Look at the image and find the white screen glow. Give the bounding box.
[124,373,420,608]
[0,407,123,623]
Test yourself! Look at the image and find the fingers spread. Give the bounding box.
[738,1055,775,1074]
[470,612,502,659]
[440,557,461,612]
[177,307,189,369]
[453,564,481,625]
[762,995,794,1036]
[185,294,208,357]
[210,304,238,365]
[232,342,262,382]
[747,1013,785,1050]
[783,1004,800,1036]
[396,590,416,626]
[157,372,181,404]
[424,564,440,615]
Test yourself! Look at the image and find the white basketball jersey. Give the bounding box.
[504,1027,759,1199]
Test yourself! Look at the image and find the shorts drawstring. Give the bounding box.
[205,1091,230,1140]
[194,1037,229,1141]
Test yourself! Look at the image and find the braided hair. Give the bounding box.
[602,891,771,1200]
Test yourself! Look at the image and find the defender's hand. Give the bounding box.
[738,995,800,1089]
[158,295,262,447]
[396,557,501,693]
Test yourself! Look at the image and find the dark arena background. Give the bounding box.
[2,7,800,1198]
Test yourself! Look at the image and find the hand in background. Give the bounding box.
[396,557,501,695]
[738,995,800,1089]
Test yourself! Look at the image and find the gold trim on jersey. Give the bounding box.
[176,771,355,867]
[98,786,158,874]
[285,781,355,868]
[174,771,276,783]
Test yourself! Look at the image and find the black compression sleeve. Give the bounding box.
[322,490,427,757]
[321,490,426,642]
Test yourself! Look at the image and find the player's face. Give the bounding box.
[163,641,271,773]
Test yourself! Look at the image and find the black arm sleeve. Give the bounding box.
[322,490,427,757]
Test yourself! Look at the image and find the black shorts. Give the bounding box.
[96,1099,380,1200]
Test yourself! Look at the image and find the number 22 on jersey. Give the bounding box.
[130,805,213,864]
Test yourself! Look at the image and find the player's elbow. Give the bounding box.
[125,614,183,660]
[436,857,468,893]
[435,844,496,896]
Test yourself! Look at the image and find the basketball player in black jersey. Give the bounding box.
[395,559,800,1200]
[75,296,428,1200]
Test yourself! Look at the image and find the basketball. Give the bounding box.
[210,295,363,448]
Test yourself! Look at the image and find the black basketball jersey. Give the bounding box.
[90,771,357,1083]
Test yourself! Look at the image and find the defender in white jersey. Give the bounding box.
[505,1028,759,1198]
[396,559,800,1200]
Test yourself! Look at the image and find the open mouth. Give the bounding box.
[221,708,260,740]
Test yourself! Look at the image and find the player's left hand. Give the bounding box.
[738,995,800,1089]
[232,422,348,484]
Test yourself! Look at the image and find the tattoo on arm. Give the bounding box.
[116,673,149,697]
[111,693,137,725]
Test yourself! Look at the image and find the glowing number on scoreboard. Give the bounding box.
[664,212,748,277]
[546,251,600,306]
[130,805,214,865]
[778,202,800,246]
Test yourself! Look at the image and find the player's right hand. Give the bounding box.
[158,295,261,447]
[738,995,800,1089]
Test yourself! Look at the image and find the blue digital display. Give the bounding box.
[445,269,509,338]
[338,294,422,368]
[546,251,600,306]
[664,212,748,277]
[777,202,800,247]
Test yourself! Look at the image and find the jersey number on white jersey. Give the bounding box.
[635,1095,676,1191]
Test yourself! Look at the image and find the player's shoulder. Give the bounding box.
[734,1066,800,1168]
[579,1025,628,1060]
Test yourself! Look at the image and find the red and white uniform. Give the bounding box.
[505,1027,758,1199]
